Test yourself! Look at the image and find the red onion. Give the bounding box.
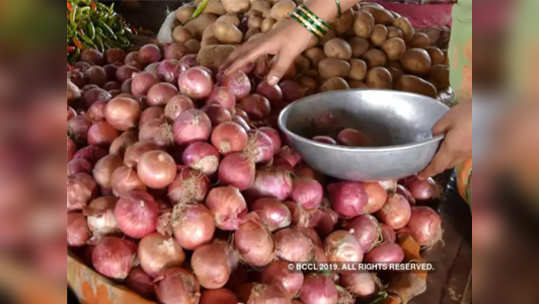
[400,176,441,201]
[124,141,160,167]
[84,65,107,86]
[274,228,314,262]
[171,203,215,250]
[191,240,233,289]
[125,51,143,69]
[139,118,174,147]
[300,274,339,304]
[178,53,197,68]
[340,272,378,298]
[87,121,119,145]
[154,267,200,304]
[233,114,251,131]
[131,71,159,96]
[173,109,212,145]
[328,182,368,218]
[344,214,381,252]
[164,94,194,121]
[221,71,251,99]
[324,230,364,263]
[138,43,162,65]
[138,232,185,277]
[104,79,120,90]
[67,172,97,211]
[178,67,214,99]
[163,43,189,60]
[407,206,442,247]
[87,100,107,122]
[246,131,274,163]
[211,121,248,154]
[291,178,323,210]
[201,288,238,304]
[248,166,293,201]
[73,145,107,164]
[218,152,256,190]
[147,82,178,106]
[69,69,86,87]
[207,86,236,109]
[67,212,90,247]
[111,165,146,196]
[297,227,322,248]
[74,60,91,71]
[105,96,141,131]
[279,80,306,102]
[205,186,247,230]
[126,267,155,299]
[234,214,274,266]
[251,198,291,232]
[204,104,232,125]
[92,154,123,189]
[91,236,136,279]
[364,242,405,263]
[121,78,133,93]
[81,48,104,65]
[376,193,411,230]
[168,167,210,205]
[380,223,396,243]
[283,201,317,229]
[363,182,388,213]
[396,184,416,205]
[261,260,303,298]
[314,207,339,237]
[83,87,112,107]
[68,115,91,143]
[313,136,337,145]
[144,62,160,76]
[157,59,182,83]
[116,65,139,82]
[84,196,120,236]
[138,106,163,127]
[259,127,282,154]
[67,157,92,176]
[182,141,220,175]
[379,179,397,193]
[234,107,249,120]
[276,146,302,168]
[238,94,271,119]
[105,48,126,64]
[114,190,159,238]
[337,128,373,147]
[137,150,177,189]
[247,284,290,304]
[256,82,283,104]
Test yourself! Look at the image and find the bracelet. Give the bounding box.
[289,4,331,39]
[290,11,325,39]
[296,4,330,32]
[335,0,342,17]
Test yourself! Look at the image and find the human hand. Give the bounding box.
[221,19,313,86]
[418,101,472,179]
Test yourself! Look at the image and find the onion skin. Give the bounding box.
[173,109,212,145]
[246,130,274,163]
[363,182,388,213]
[218,152,255,191]
[380,223,396,243]
[182,141,220,175]
[259,127,282,154]
[291,178,323,210]
[116,65,139,83]
[364,242,405,263]
[400,176,441,201]
[109,130,137,155]
[138,118,174,147]
[137,150,177,189]
[154,267,200,304]
[84,196,120,236]
[300,274,339,304]
[91,236,136,280]
[168,167,210,205]
[324,230,364,263]
[93,154,123,189]
[164,43,190,60]
[114,190,159,238]
[407,206,442,247]
[211,121,248,154]
[276,146,302,168]
[103,96,141,131]
[248,166,293,201]
[147,82,178,106]
[312,136,337,145]
[345,214,381,252]
[73,145,107,164]
[68,115,91,143]
[337,128,373,147]
[203,104,232,125]
[87,121,119,146]
[67,172,97,211]
[238,94,271,119]
[201,288,238,304]
[205,186,247,231]
[376,193,411,230]
[138,232,185,278]
[164,94,195,121]
[396,184,416,205]
[125,51,143,69]
[207,86,236,109]
[157,59,182,83]
[67,158,92,176]
[83,87,112,107]
[131,71,159,96]
[221,71,251,99]
[178,67,214,99]
[191,240,233,289]
[111,165,147,196]
[126,267,155,299]
[87,100,107,122]
[251,198,292,232]
[67,212,91,247]
[172,203,215,250]
[328,182,368,219]
[261,260,304,298]
[234,215,274,267]
[123,141,160,168]
[314,207,339,238]
[256,82,283,104]
[340,272,378,299]
[138,44,162,64]
[85,65,107,86]
[274,228,314,262]
[379,179,397,193]
[247,284,291,304]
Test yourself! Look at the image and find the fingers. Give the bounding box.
[418,141,452,179]
[266,53,295,86]
[222,42,268,76]
[432,114,452,136]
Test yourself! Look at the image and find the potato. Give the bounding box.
[298,76,318,94]
[324,38,352,60]
[426,47,445,65]
[365,7,395,25]
[349,59,368,81]
[387,26,403,39]
[222,0,250,13]
[251,0,271,17]
[270,0,296,20]
[320,77,350,92]
[204,0,226,15]
[362,48,387,67]
[349,37,370,57]
[216,14,240,26]
[261,18,276,32]
[201,36,220,48]
[305,47,326,66]
[366,67,392,89]
[421,28,441,46]
[172,25,192,43]
[371,24,388,47]
[387,61,404,84]
[348,79,368,89]
[197,45,236,69]
[353,11,375,38]
[409,32,431,48]
[428,64,450,90]
[294,55,311,73]
[245,27,261,40]
[184,39,201,53]
[176,4,195,25]
[201,24,215,42]
[248,14,263,28]
[213,21,243,44]
[400,48,432,75]
[318,58,351,79]
[184,14,218,38]
[393,16,415,41]
[382,37,406,61]
[334,10,355,35]
[438,26,451,48]
[396,75,437,98]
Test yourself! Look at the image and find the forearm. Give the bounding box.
[303,0,362,23]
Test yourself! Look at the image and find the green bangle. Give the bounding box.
[290,11,325,39]
[294,8,327,36]
[297,4,331,32]
[335,0,342,17]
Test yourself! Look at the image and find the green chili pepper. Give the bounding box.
[191,0,209,19]
[98,20,117,40]
[87,22,95,40]
[368,292,389,304]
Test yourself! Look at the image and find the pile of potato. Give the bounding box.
[171,0,450,98]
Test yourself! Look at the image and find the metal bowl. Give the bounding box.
[278,89,449,181]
